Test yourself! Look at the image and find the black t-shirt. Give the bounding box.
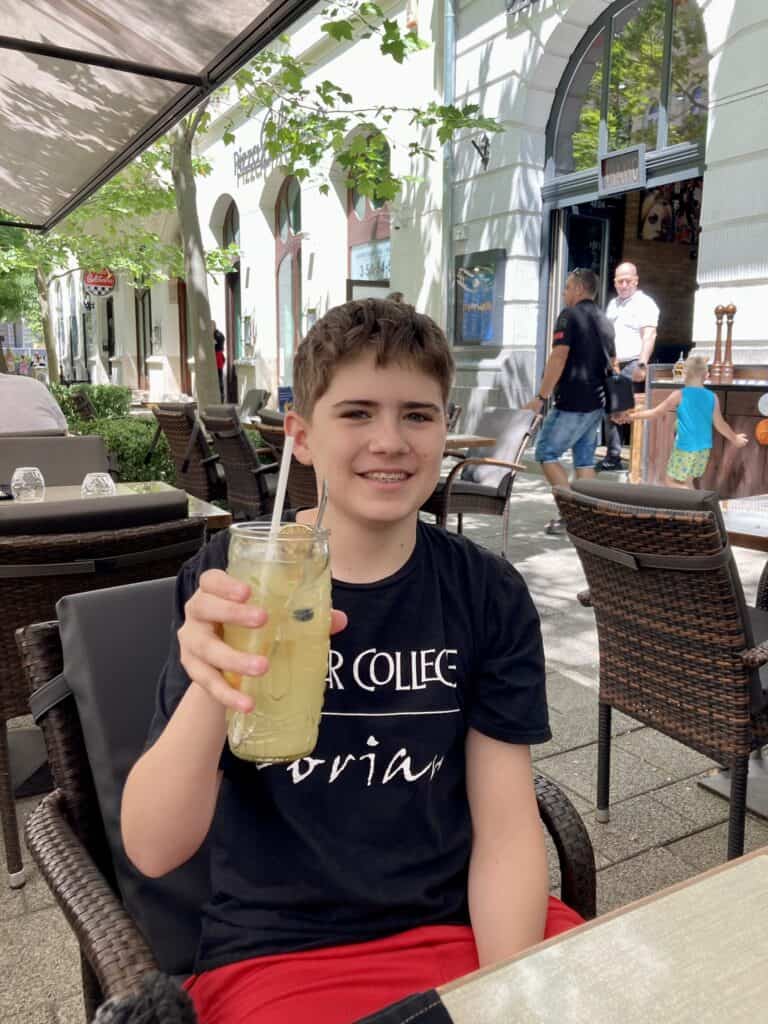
[552,300,615,412]
[146,522,550,972]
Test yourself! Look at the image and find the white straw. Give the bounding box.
[269,434,294,539]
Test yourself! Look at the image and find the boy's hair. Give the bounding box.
[684,353,709,383]
[292,298,454,416]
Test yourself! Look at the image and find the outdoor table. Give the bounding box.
[37,481,233,532]
[435,849,768,1023]
[720,493,768,552]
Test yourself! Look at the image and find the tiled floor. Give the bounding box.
[4,468,768,1021]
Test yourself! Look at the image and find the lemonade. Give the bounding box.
[223,523,331,762]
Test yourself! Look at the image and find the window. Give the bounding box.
[275,178,302,385]
[552,0,708,177]
[347,138,391,297]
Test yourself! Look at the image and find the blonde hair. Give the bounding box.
[684,354,709,384]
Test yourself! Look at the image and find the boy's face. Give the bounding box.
[286,352,447,529]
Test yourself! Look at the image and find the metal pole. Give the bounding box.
[442,0,456,341]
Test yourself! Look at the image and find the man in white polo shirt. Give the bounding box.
[0,372,68,434]
[597,261,659,471]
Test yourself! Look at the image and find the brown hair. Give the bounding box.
[292,298,454,416]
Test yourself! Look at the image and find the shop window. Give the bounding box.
[667,0,708,148]
[347,139,391,299]
[275,178,302,385]
[552,0,708,176]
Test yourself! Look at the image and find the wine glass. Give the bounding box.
[80,472,117,499]
[10,467,45,502]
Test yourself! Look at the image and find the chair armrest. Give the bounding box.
[251,462,279,478]
[441,456,526,506]
[741,643,768,670]
[25,790,158,1001]
[534,773,596,920]
[577,589,593,607]
[199,453,221,467]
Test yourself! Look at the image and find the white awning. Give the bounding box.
[0,0,313,230]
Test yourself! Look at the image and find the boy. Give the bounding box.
[121,299,582,1024]
[629,353,748,488]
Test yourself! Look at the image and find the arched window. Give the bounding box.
[223,200,241,400]
[347,138,391,299]
[551,0,708,177]
[275,178,302,386]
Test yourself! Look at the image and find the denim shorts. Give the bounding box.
[535,407,604,469]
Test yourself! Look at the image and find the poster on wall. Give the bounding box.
[454,249,506,346]
[637,177,702,245]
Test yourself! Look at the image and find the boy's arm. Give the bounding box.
[629,389,680,421]
[466,730,548,966]
[712,399,749,447]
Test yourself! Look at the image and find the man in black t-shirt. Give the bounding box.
[525,268,615,535]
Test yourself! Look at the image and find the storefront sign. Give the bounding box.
[598,146,646,197]
[350,239,391,281]
[454,249,506,347]
[83,269,116,297]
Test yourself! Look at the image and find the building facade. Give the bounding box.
[55,0,768,427]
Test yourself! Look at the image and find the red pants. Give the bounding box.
[185,897,583,1024]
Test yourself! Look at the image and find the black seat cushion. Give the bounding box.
[56,579,210,975]
[0,489,189,535]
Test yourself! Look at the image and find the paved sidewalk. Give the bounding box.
[4,469,768,1023]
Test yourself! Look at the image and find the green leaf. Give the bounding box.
[321,19,354,41]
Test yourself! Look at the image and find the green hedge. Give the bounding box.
[49,382,133,432]
[82,418,176,484]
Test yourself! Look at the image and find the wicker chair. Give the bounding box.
[71,389,97,421]
[19,580,596,1020]
[446,401,462,432]
[0,515,206,888]
[239,388,271,420]
[201,405,278,520]
[421,408,541,559]
[258,421,319,509]
[555,480,768,861]
[149,403,226,503]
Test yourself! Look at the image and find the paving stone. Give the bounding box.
[536,742,667,804]
[666,817,768,873]
[613,728,716,776]
[595,847,697,915]
[0,907,81,1020]
[4,1005,54,1024]
[582,792,701,867]
[651,777,730,828]
[53,995,85,1024]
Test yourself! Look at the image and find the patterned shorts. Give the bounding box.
[666,447,710,482]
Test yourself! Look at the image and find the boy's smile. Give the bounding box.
[287,354,447,531]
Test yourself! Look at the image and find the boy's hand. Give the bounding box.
[733,433,749,448]
[178,569,347,712]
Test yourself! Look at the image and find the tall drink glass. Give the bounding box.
[223,523,331,762]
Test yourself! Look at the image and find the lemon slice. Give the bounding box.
[278,523,315,538]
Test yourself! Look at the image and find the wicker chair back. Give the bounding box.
[0,516,206,888]
[201,405,277,519]
[555,479,768,859]
[257,422,318,510]
[151,404,226,503]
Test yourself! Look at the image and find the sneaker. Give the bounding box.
[545,517,566,536]
[595,456,625,472]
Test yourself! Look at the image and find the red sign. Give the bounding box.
[84,269,116,289]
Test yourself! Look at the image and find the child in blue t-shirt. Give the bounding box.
[629,354,748,488]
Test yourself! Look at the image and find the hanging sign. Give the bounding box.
[83,269,116,297]
[598,145,646,197]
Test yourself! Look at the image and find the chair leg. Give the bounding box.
[0,721,26,887]
[501,497,512,560]
[81,953,103,1022]
[456,513,463,535]
[596,703,612,824]
[726,756,748,860]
